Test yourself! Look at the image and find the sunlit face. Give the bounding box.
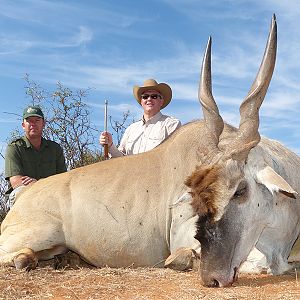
[22,116,45,139]
[140,89,164,116]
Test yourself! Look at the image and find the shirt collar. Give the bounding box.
[22,136,48,149]
[142,111,163,125]
[22,136,32,148]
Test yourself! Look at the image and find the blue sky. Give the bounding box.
[1,0,300,172]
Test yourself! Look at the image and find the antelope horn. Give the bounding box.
[199,36,224,147]
[233,14,277,159]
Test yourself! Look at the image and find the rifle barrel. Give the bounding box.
[104,100,109,160]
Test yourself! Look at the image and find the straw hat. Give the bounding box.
[133,79,172,109]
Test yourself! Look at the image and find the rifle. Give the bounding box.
[104,99,109,160]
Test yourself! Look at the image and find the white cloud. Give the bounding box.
[0,37,33,55]
[87,101,140,116]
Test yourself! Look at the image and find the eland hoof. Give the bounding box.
[13,248,38,271]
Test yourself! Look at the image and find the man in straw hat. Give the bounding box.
[99,79,181,157]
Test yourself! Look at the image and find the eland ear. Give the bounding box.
[256,166,297,199]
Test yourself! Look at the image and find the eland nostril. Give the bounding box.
[208,278,220,288]
[202,275,235,288]
[233,267,238,281]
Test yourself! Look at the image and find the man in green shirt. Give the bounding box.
[5,105,67,208]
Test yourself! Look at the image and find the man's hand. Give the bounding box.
[21,176,37,186]
[99,132,113,147]
[9,175,37,189]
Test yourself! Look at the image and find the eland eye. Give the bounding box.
[234,188,246,198]
[233,181,248,199]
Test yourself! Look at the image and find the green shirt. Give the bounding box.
[5,136,67,188]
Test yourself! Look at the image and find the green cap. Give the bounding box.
[23,106,44,119]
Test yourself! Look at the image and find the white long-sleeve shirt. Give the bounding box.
[109,112,181,157]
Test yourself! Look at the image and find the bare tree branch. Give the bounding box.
[0,75,134,221]
[109,110,134,146]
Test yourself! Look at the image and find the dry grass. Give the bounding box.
[0,262,299,300]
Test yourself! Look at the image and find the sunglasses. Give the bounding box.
[141,94,162,100]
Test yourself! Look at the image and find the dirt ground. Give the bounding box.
[0,258,299,300]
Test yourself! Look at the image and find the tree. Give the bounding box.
[0,75,134,221]
[24,75,102,169]
[0,151,9,221]
[109,110,135,146]
[0,76,102,220]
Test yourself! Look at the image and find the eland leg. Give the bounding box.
[288,235,300,263]
[0,221,68,270]
[0,247,38,270]
[164,247,200,271]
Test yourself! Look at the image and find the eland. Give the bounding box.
[0,15,299,288]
